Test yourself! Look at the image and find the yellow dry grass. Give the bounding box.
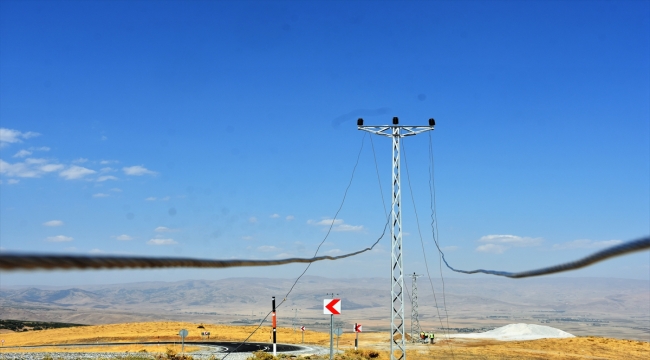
[0,321,647,359]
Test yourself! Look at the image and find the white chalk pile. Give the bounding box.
[450,323,575,341]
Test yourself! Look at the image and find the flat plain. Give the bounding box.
[0,321,648,360]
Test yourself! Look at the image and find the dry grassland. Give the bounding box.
[0,321,647,359]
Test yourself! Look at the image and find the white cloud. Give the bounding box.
[42,164,64,172]
[270,214,280,218]
[476,244,507,254]
[92,193,110,198]
[257,245,279,252]
[146,197,157,201]
[60,165,96,180]
[475,234,542,254]
[43,220,64,227]
[552,239,623,250]
[13,150,32,158]
[89,249,105,254]
[154,226,178,233]
[478,234,542,246]
[249,217,258,223]
[308,218,363,232]
[0,128,40,147]
[110,188,122,192]
[45,235,73,242]
[123,165,156,176]
[275,252,293,258]
[97,175,118,182]
[333,224,364,232]
[326,249,342,254]
[147,238,177,245]
[30,146,50,152]
[100,160,118,165]
[115,234,133,241]
[286,215,295,221]
[0,158,63,178]
[6,179,19,184]
[308,219,344,226]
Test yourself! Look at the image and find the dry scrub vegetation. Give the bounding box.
[0,321,647,359]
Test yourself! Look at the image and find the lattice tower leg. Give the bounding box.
[390,127,406,360]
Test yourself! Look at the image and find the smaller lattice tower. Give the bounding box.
[410,273,423,342]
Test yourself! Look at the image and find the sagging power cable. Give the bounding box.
[443,236,650,278]
[221,133,390,358]
[402,141,455,358]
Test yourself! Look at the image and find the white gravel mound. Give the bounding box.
[450,323,575,341]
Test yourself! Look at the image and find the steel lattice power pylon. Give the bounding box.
[410,273,423,342]
[358,117,435,360]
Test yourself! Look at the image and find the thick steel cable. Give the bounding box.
[0,245,385,271]
[442,236,650,278]
[427,132,454,344]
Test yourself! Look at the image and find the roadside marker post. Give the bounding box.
[354,323,362,350]
[334,327,343,352]
[178,329,188,354]
[324,298,341,360]
[300,326,305,343]
[272,296,277,356]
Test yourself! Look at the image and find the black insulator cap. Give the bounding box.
[357,118,364,126]
[429,118,435,126]
[392,116,399,124]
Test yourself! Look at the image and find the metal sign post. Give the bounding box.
[358,117,435,360]
[354,323,362,350]
[272,296,277,356]
[324,298,342,360]
[300,326,305,343]
[178,329,188,354]
[334,327,343,352]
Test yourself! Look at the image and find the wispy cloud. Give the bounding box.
[270,214,280,218]
[249,217,258,223]
[97,175,118,182]
[115,234,133,241]
[123,165,157,176]
[308,218,363,232]
[92,193,110,198]
[0,128,40,147]
[147,238,177,245]
[146,197,157,201]
[286,215,295,221]
[475,234,542,253]
[552,239,622,250]
[257,245,280,252]
[13,150,32,158]
[43,220,63,227]
[60,165,96,180]
[154,226,178,233]
[45,235,73,242]
[476,244,507,254]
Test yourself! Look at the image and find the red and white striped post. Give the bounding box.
[272,296,277,356]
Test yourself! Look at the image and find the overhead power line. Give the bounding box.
[442,236,649,278]
[0,245,384,271]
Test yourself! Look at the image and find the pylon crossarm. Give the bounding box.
[358,126,433,137]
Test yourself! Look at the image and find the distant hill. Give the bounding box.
[1,276,648,340]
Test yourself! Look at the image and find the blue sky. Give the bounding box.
[1,0,648,286]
